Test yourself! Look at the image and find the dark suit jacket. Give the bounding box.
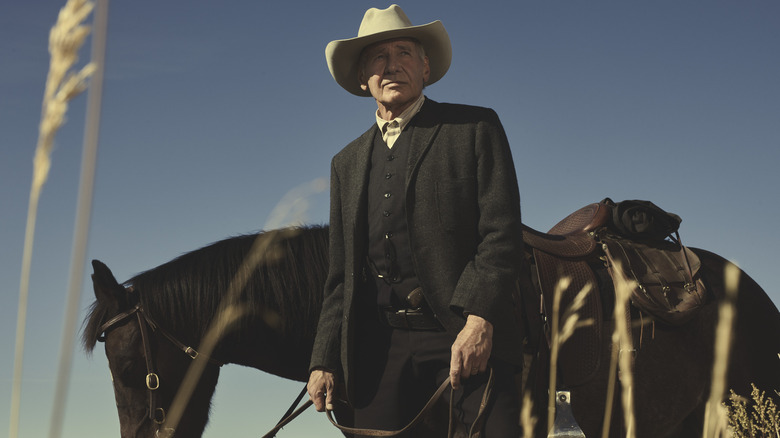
[310,98,525,397]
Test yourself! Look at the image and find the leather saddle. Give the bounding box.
[521,202,611,387]
[522,202,610,258]
[520,200,707,388]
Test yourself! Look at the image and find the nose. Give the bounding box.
[384,53,400,74]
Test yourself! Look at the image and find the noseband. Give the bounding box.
[97,302,224,431]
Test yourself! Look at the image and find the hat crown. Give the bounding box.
[358,5,413,38]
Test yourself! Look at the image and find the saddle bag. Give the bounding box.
[601,236,707,325]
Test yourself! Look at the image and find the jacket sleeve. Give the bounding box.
[309,159,345,373]
[449,109,523,324]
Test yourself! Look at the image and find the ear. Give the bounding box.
[422,56,430,83]
[358,69,369,92]
[91,259,125,309]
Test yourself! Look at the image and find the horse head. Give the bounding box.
[84,260,220,438]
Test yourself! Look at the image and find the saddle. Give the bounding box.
[520,199,708,388]
[522,203,609,387]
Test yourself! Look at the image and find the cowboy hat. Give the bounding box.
[326,4,452,96]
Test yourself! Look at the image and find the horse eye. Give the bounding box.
[112,358,147,389]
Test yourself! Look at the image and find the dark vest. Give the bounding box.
[366,125,419,308]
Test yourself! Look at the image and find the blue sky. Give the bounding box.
[1,1,778,437]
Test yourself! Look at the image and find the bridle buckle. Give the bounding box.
[146,373,160,390]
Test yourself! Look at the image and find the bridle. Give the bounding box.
[97,300,224,434]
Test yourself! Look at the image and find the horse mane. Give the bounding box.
[82,225,330,352]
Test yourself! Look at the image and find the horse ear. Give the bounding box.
[91,259,124,306]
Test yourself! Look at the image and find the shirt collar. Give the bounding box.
[375,94,426,135]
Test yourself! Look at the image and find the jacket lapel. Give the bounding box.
[406,98,441,186]
[347,126,376,240]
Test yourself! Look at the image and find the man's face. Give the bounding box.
[359,38,430,115]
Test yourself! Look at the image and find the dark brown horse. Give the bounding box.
[83,218,780,437]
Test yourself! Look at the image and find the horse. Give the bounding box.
[83,227,335,438]
[83,214,780,437]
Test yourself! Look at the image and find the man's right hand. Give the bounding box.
[307,369,336,412]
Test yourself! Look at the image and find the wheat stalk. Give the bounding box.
[605,260,637,438]
[521,390,537,438]
[546,276,594,432]
[10,1,97,438]
[703,261,741,437]
[159,179,327,437]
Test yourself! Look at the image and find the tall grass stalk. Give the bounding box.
[546,276,593,432]
[159,180,326,437]
[600,316,620,438]
[547,276,570,432]
[702,262,741,437]
[10,1,97,438]
[48,1,108,437]
[521,390,537,438]
[611,261,637,438]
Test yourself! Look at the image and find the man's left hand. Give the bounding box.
[450,314,493,390]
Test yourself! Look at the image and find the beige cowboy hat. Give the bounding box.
[326,4,452,96]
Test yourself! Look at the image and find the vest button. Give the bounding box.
[385,173,393,179]
[387,155,395,161]
[383,211,391,217]
[384,192,392,198]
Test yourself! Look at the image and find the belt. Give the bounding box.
[381,308,444,331]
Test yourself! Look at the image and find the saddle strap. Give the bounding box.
[325,369,495,438]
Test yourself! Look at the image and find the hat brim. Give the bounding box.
[326,20,451,97]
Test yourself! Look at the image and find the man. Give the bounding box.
[308,5,525,436]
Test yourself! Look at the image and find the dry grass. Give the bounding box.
[11,1,97,438]
[609,262,637,438]
[725,383,780,437]
[159,179,327,437]
[703,262,741,437]
[521,390,537,438]
[546,275,594,432]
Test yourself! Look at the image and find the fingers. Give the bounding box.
[307,370,335,412]
[449,350,462,390]
[450,350,488,391]
[325,388,334,411]
[450,314,494,390]
[306,381,326,412]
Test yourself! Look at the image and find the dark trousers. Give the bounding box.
[352,309,520,437]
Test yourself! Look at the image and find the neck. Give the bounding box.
[376,94,423,121]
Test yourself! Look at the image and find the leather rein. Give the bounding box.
[97,301,224,429]
[263,368,494,438]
